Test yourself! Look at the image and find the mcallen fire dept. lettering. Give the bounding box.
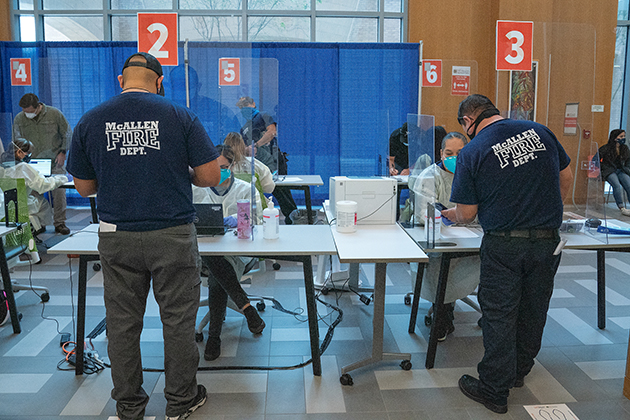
[105,121,160,155]
[492,128,547,169]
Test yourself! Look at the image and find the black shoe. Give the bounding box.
[436,320,455,342]
[54,224,70,235]
[243,305,265,334]
[458,374,508,414]
[204,337,221,361]
[32,226,46,236]
[513,377,525,388]
[166,384,207,420]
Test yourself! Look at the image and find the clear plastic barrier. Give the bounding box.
[340,109,390,177]
[584,141,608,243]
[406,114,435,228]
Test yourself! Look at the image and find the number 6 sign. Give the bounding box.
[496,20,533,71]
[422,59,442,87]
[138,13,178,66]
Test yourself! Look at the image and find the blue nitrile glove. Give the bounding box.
[224,216,238,228]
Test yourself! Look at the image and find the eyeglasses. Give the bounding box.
[457,116,465,125]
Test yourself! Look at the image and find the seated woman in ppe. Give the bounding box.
[599,129,630,216]
[192,145,265,361]
[0,138,68,235]
[411,131,480,342]
[223,131,275,194]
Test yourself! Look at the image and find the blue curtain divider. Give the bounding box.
[0,41,419,207]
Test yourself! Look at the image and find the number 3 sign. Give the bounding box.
[496,20,533,72]
[138,13,178,66]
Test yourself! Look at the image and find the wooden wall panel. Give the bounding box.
[408,0,618,204]
[0,0,12,41]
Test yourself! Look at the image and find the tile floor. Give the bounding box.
[1,207,630,419]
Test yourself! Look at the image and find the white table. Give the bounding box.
[0,225,20,334]
[274,175,323,224]
[328,223,428,385]
[47,224,337,376]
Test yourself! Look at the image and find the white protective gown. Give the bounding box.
[0,162,68,230]
[231,157,275,194]
[410,163,480,303]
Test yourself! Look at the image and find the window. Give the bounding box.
[611,0,630,131]
[12,0,406,43]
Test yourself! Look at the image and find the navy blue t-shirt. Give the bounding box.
[450,119,570,231]
[68,92,219,231]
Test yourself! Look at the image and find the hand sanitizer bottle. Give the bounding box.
[263,198,279,239]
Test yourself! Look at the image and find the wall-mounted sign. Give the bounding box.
[564,102,579,136]
[10,58,31,86]
[451,66,470,96]
[422,60,442,87]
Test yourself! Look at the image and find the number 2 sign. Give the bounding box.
[496,20,533,71]
[138,13,178,66]
[10,58,31,86]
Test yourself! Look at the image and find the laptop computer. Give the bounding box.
[193,203,228,235]
[28,159,53,177]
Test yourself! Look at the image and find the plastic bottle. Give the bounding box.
[263,199,279,239]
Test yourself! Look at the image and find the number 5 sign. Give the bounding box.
[10,58,31,86]
[219,58,240,86]
[496,20,533,71]
[138,13,178,66]
[422,60,442,87]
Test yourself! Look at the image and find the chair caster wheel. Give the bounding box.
[340,373,353,386]
[321,287,329,295]
[195,332,204,342]
[404,295,411,305]
[93,263,101,271]
[273,263,281,270]
[400,360,412,371]
[256,301,266,311]
[41,292,50,303]
[424,315,432,326]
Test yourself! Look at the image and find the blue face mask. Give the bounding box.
[617,137,626,145]
[240,107,259,120]
[219,168,231,184]
[443,156,457,173]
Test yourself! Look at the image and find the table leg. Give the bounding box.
[425,253,451,369]
[300,255,321,375]
[89,197,98,224]
[341,263,411,376]
[303,186,314,225]
[0,240,21,334]
[408,263,426,333]
[597,249,606,329]
[75,255,89,375]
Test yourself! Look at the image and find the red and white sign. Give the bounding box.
[496,20,533,71]
[219,58,240,86]
[422,60,442,87]
[138,13,178,67]
[563,103,579,136]
[10,58,31,86]
[451,66,470,96]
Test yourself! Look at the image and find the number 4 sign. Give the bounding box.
[496,20,533,71]
[422,60,442,87]
[10,58,31,86]
[138,13,178,66]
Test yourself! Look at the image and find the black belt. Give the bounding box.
[486,229,558,239]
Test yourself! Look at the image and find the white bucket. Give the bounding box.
[336,200,357,233]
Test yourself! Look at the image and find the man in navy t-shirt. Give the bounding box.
[67,52,220,420]
[442,94,573,414]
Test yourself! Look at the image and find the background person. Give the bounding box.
[236,96,297,223]
[67,52,220,420]
[192,145,266,361]
[411,132,479,341]
[442,94,572,414]
[223,131,275,194]
[599,129,630,216]
[12,93,71,235]
[1,138,68,236]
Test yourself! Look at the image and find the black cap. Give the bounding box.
[122,52,163,77]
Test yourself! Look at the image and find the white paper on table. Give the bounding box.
[524,404,579,420]
[281,177,303,182]
[392,175,409,183]
[439,226,479,238]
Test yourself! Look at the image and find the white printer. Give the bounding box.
[329,176,397,225]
